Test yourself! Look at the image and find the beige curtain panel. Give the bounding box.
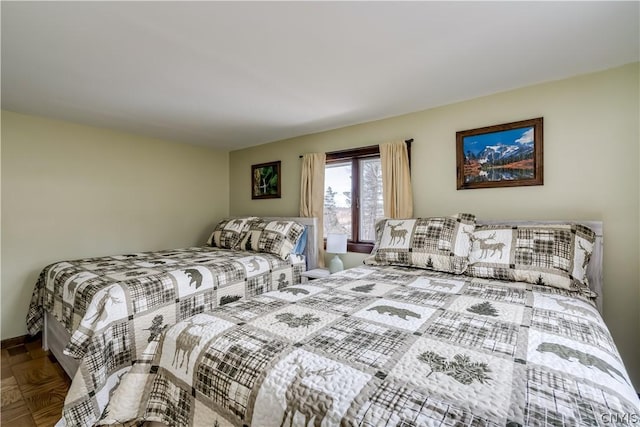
[300,153,326,268]
[380,140,414,219]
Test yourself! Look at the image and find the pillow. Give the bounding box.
[239,219,305,260]
[292,226,308,255]
[363,213,476,274]
[206,217,256,249]
[466,223,596,295]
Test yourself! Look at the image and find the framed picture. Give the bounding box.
[456,117,543,190]
[251,161,281,199]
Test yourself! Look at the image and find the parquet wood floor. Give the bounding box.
[1,335,70,427]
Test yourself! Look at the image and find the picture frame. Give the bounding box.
[251,160,281,199]
[456,117,543,190]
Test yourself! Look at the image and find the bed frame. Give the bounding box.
[43,216,319,379]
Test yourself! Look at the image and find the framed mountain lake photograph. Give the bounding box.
[251,160,281,199]
[456,117,543,190]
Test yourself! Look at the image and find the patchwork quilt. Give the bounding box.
[25,246,305,426]
[98,266,640,427]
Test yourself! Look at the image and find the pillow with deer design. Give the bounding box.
[238,219,305,260]
[363,213,476,274]
[207,217,257,249]
[466,224,596,295]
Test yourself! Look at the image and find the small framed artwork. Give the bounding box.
[251,161,281,199]
[456,117,543,190]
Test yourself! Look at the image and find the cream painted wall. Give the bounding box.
[1,111,230,339]
[229,63,640,388]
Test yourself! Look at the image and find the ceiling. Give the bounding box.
[2,2,638,151]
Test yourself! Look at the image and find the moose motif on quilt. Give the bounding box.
[172,318,205,374]
[387,221,410,246]
[473,232,506,259]
[280,357,336,427]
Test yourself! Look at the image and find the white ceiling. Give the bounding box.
[2,1,638,150]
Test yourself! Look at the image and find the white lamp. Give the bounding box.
[326,233,348,273]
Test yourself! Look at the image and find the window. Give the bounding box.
[324,147,381,253]
[324,143,410,253]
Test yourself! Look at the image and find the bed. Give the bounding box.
[25,216,318,427]
[96,217,639,427]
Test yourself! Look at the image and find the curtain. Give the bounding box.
[380,140,413,218]
[300,153,326,267]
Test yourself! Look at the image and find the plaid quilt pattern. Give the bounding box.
[207,217,256,249]
[239,219,306,260]
[99,265,639,427]
[25,246,305,427]
[467,224,597,296]
[363,213,476,274]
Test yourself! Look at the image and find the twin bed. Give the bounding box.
[26,215,639,426]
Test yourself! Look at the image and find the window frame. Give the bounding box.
[324,141,411,254]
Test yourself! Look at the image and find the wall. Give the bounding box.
[1,111,230,339]
[229,63,640,388]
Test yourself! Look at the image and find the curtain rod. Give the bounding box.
[299,138,413,158]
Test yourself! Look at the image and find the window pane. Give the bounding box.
[324,162,352,238]
[359,157,383,241]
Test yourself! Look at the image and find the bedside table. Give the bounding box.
[301,268,330,281]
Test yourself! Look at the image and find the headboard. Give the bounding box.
[261,216,319,271]
[478,219,604,313]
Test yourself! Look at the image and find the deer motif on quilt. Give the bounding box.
[280,358,336,427]
[172,319,203,374]
[387,221,409,246]
[475,232,506,259]
[578,241,591,272]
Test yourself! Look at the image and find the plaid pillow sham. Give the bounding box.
[207,217,256,249]
[466,224,596,296]
[239,219,305,260]
[363,213,476,274]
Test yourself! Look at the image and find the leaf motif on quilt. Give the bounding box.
[274,312,320,328]
[184,269,203,288]
[366,305,421,320]
[466,301,499,317]
[536,342,628,384]
[446,354,492,385]
[418,351,492,385]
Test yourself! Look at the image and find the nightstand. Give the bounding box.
[301,268,330,281]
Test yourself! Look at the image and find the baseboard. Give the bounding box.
[1,333,40,349]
